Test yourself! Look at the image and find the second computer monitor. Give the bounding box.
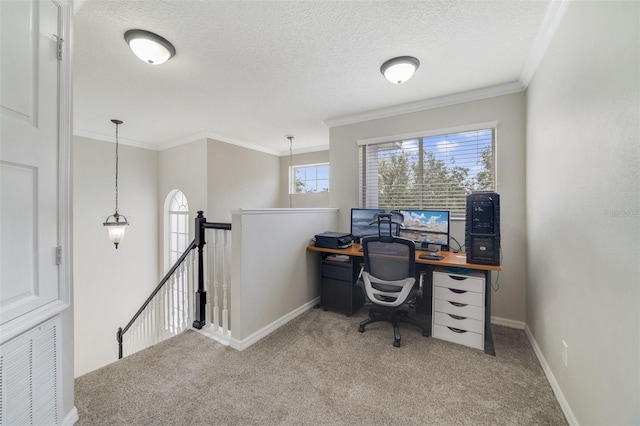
[399,209,450,251]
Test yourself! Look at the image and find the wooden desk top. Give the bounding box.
[307,243,502,271]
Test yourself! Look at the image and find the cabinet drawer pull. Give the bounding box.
[449,301,467,307]
[448,314,466,320]
[447,327,467,334]
[449,288,466,294]
[449,275,468,281]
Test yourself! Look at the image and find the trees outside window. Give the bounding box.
[360,128,495,217]
[291,163,329,194]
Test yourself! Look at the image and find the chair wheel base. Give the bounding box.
[358,325,365,333]
[393,340,401,347]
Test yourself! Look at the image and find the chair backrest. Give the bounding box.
[362,235,415,281]
[368,211,404,238]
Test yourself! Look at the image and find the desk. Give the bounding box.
[307,243,502,355]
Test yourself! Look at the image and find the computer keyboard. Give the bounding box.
[419,253,444,261]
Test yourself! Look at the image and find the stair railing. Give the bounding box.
[116,210,231,359]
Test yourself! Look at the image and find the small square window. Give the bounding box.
[291,163,330,194]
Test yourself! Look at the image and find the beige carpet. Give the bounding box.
[75,308,567,425]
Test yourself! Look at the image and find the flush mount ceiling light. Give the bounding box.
[380,56,420,84]
[124,29,176,65]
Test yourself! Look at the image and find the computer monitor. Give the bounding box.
[399,209,450,251]
[350,208,402,242]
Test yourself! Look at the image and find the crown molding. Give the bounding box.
[157,131,210,151]
[74,128,328,156]
[275,143,329,157]
[322,81,526,128]
[73,130,160,151]
[519,0,571,86]
[159,131,281,156]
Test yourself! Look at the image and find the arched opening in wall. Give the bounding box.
[164,189,189,271]
[164,189,190,332]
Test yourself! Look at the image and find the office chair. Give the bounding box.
[358,215,428,347]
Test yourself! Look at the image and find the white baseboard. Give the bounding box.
[196,324,231,346]
[524,325,579,426]
[62,407,78,425]
[491,316,525,329]
[229,298,320,351]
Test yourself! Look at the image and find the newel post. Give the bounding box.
[193,210,207,329]
[116,327,123,359]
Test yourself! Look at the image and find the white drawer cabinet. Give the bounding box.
[432,269,485,350]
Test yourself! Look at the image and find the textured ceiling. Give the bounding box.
[73,0,554,154]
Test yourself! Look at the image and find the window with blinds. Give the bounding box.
[358,126,496,218]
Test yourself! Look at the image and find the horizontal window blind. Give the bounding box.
[359,128,495,217]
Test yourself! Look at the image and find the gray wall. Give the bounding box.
[158,138,208,271]
[279,150,331,208]
[329,93,527,323]
[73,135,284,375]
[207,139,281,222]
[73,136,159,377]
[230,208,337,344]
[526,1,639,424]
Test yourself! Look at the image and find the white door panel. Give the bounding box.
[1,0,61,325]
[0,0,35,122]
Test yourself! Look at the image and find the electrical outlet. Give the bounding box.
[562,340,568,368]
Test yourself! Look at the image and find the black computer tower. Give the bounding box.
[465,192,501,265]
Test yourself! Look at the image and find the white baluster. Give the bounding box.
[141,308,146,349]
[174,273,180,334]
[133,322,138,355]
[131,323,136,355]
[175,266,181,332]
[204,242,210,325]
[222,230,229,334]
[170,275,177,334]
[162,283,170,339]
[126,327,132,357]
[155,291,161,343]
[146,309,149,347]
[173,274,179,333]
[188,250,195,327]
[181,261,188,330]
[140,310,145,350]
[212,230,219,330]
[145,306,150,347]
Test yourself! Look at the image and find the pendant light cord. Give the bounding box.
[286,135,294,208]
[115,122,120,213]
[111,119,124,215]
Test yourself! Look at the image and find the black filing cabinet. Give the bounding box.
[321,256,364,316]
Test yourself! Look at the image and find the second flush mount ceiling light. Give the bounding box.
[380,56,420,84]
[124,29,176,65]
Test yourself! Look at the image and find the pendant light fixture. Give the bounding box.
[380,56,420,84]
[103,119,129,249]
[124,29,176,65]
[286,134,295,208]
